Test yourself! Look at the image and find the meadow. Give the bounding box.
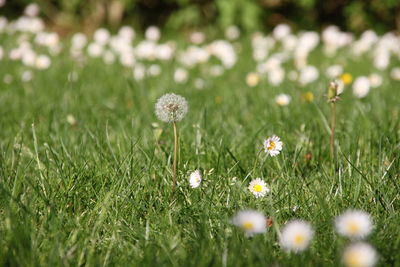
[0,7,400,266]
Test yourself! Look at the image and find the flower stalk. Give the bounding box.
[172,121,178,191]
[327,80,340,157]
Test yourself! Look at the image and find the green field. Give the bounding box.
[0,31,400,266]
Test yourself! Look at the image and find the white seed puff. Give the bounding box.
[155,93,188,123]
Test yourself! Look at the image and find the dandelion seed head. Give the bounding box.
[155,93,188,123]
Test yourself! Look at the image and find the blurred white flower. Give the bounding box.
[342,242,378,267]
[280,220,314,253]
[71,33,87,50]
[189,170,202,188]
[189,31,205,44]
[35,55,51,69]
[326,65,343,79]
[248,178,269,198]
[352,77,370,98]
[24,3,40,17]
[335,210,373,239]
[145,26,160,42]
[299,66,319,85]
[174,68,188,84]
[148,64,161,76]
[21,70,33,82]
[232,210,266,237]
[0,0,6,8]
[194,78,205,89]
[118,26,135,42]
[246,72,260,87]
[87,42,104,57]
[273,24,291,40]
[268,68,285,86]
[275,94,291,106]
[225,25,240,40]
[368,73,382,88]
[103,50,115,64]
[390,67,400,80]
[264,135,283,157]
[94,28,110,45]
[133,64,145,81]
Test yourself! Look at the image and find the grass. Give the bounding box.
[0,37,399,266]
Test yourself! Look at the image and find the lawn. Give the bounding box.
[0,24,399,266]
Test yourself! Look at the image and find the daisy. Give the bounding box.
[279,220,314,253]
[342,242,378,267]
[189,170,202,188]
[263,136,283,157]
[246,72,260,87]
[275,93,291,106]
[335,210,373,239]
[248,178,270,198]
[352,77,370,98]
[232,210,266,237]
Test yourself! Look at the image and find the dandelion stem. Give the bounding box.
[329,102,336,156]
[172,121,178,191]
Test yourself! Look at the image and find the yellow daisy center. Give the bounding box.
[243,221,254,230]
[253,184,263,192]
[345,252,362,267]
[347,222,360,234]
[267,141,276,150]
[293,234,305,245]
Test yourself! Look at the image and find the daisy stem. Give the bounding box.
[172,121,178,192]
[329,102,336,157]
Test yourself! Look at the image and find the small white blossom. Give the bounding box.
[232,210,266,237]
[335,210,373,239]
[248,178,270,198]
[342,242,378,267]
[189,170,202,188]
[279,220,314,253]
[263,135,283,157]
[352,77,370,98]
[275,94,291,106]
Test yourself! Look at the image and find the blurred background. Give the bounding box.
[1,0,400,35]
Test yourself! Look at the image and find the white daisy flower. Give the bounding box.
[279,220,314,253]
[352,77,370,98]
[232,210,266,237]
[275,93,291,106]
[248,178,270,198]
[155,93,188,123]
[335,210,373,239]
[342,242,378,267]
[263,135,283,157]
[189,170,202,188]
